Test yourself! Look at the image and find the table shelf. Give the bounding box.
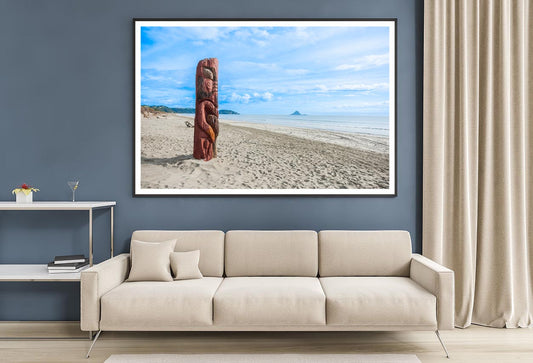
[0,201,115,210]
[0,201,116,266]
[0,264,86,281]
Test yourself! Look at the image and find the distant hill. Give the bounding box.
[290,110,303,116]
[153,105,193,113]
[142,105,239,115]
[141,105,167,118]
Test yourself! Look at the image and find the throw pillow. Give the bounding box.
[127,239,176,282]
[170,250,203,280]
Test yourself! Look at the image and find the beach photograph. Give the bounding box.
[135,20,396,194]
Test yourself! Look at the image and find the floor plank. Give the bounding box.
[0,322,532,363]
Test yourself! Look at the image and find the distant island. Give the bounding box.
[142,105,239,115]
[290,110,305,116]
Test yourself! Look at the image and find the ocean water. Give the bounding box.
[218,114,390,136]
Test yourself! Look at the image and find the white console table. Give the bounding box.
[0,201,115,282]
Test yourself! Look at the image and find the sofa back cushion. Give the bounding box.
[225,230,318,277]
[318,231,412,277]
[131,230,224,277]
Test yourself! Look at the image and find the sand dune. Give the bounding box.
[140,114,390,191]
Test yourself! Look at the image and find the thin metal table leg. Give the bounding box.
[110,206,114,258]
[89,209,93,266]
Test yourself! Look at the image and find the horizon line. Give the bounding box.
[141,105,388,117]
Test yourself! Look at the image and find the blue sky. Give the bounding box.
[140,24,391,115]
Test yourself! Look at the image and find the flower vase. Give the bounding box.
[16,191,33,203]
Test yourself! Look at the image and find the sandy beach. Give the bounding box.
[140,114,389,190]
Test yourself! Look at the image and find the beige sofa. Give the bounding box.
[81,230,454,357]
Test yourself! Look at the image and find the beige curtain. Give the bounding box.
[423,0,532,328]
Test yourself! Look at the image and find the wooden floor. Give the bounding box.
[0,322,532,363]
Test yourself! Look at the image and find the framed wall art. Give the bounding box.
[134,19,396,195]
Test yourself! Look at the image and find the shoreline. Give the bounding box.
[219,118,389,154]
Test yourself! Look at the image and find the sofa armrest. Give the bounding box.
[410,254,454,330]
[80,253,130,331]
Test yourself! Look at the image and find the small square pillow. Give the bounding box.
[127,239,176,282]
[170,250,203,280]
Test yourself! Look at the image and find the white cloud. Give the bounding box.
[262,92,273,101]
[335,54,389,72]
[141,73,182,85]
[181,27,231,41]
[229,92,252,103]
[285,68,309,76]
[332,82,388,91]
[313,82,388,92]
[226,91,274,104]
[233,28,270,37]
[252,39,268,47]
[231,61,280,71]
[337,100,390,108]
[251,28,271,38]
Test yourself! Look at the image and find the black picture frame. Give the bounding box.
[133,18,397,197]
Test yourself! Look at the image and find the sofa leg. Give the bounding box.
[86,329,102,358]
[435,330,450,358]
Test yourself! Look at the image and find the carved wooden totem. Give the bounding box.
[193,58,219,161]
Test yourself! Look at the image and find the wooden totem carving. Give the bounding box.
[193,58,219,161]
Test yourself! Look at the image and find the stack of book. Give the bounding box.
[47,255,89,274]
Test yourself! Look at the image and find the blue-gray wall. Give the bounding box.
[0,0,423,320]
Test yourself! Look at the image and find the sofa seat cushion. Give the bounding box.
[214,277,326,326]
[319,277,437,328]
[100,277,223,330]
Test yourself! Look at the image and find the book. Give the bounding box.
[53,254,86,264]
[47,260,88,270]
[48,265,89,274]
